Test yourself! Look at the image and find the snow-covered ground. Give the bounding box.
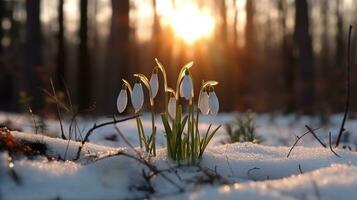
[1,112,357,199]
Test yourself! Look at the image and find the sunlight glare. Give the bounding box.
[168,2,215,44]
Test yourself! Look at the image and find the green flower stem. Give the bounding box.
[133,73,157,156]
[189,99,195,164]
[195,106,200,159]
[150,104,156,156]
[135,116,143,148]
[154,58,169,114]
[164,92,168,114]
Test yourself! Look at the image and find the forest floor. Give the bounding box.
[1,112,357,200]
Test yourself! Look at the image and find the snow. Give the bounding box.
[1,112,357,199]
[182,164,357,200]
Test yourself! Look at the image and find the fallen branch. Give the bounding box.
[336,25,353,147]
[112,124,184,192]
[74,115,139,160]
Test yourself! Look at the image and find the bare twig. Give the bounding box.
[197,165,230,184]
[305,125,326,148]
[112,124,184,192]
[28,107,38,134]
[336,25,353,147]
[113,117,138,153]
[225,155,234,177]
[5,154,21,185]
[310,178,321,200]
[329,132,341,157]
[50,79,66,140]
[298,164,303,174]
[41,88,71,113]
[287,127,321,158]
[74,115,140,160]
[61,76,74,111]
[247,167,260,179]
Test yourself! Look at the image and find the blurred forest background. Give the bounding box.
[0,0,356,116]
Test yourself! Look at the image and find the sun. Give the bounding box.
[169,3,215,44]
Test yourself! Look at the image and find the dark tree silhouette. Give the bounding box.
[316,0,332,119]
[218,0,228,43]
[279,0,295,113]
[25,0,43,111]
[245,0,255,53]
[334,0,345,108]
[103,0,130,112]
[0,0,3,53]
[56,0,66,90]
[152,0,160,57]
[0,0,6,109]
[239,0,255,109]
[294,0,315,114]
[77,0,91,109]
[233,0,238,48]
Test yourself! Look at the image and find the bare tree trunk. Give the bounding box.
[77,0,91,109]
[294,0,315,114]
[335,1,344,69]
[239,0,255,109]
[113,0,130,77]
[219,0,228,43]
[332,0,346,112]
[152,0,160,57]
[245,0,255,52]
[0,0,3,54]
[25,0,43,111]
[56,0,65,90]
[0,0,7,110]
[233,0,238,48]
[103,0,130,112]
[279,0,295,113]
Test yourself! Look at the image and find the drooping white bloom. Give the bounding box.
[179,74,193,100]
[131,83,144,113]
[149,73,159,98]
[117,89,128,113]
[208,91,219,116]
[168,97,176,119]
[198,90,210,115]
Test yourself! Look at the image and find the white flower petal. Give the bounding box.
[117,89,128,113]
[198,91,210,115]
[168,97,176,119]
[150,73,159,98]
[131,83,144,113]
[179,75,193,100]
[209,91,219,116]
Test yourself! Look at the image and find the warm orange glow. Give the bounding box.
[157,1,215,44]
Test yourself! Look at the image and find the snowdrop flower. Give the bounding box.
[168,96,176,119]
[198,89,210,115]
[149,72,159,98]
[116,87,128,113]
[179,70,194,100]
[208,89,219,116]
[131,81,144,113]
